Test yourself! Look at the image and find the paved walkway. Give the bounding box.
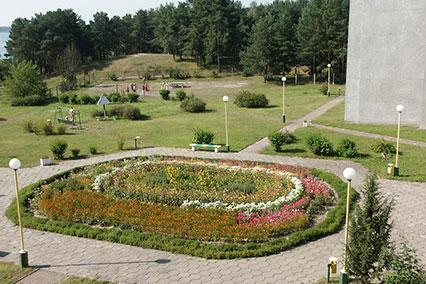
[240,96,345,154]
[311,123,426,148]
[1,147,424,284]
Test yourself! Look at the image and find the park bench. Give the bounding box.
[170,82,192,88]
[190,143,222,153]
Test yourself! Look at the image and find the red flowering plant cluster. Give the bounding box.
[33,156,336,243]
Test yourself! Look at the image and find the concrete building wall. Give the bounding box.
[345,0,426,129]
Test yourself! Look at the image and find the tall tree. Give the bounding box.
[90,12,113,59]
[347,175,393,283]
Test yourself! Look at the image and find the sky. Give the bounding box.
[0,0,272,26]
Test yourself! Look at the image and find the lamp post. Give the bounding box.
[394,104,404,176]
[327,63,332,96]
[223,96,230,152]
[340,167,356,284]
[9,158,29,268]
[281,76,287,123]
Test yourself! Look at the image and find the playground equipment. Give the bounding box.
[97,95,112,120]
[53,107,82,129]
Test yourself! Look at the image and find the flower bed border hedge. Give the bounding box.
[5,157,356,259]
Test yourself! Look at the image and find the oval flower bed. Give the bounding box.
[6,156,355,259]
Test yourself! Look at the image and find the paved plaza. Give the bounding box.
[0,147,424,283]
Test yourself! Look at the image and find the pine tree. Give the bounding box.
[347,174,393,283]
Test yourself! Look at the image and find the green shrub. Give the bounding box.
[108,92,121,103]
[11,95,49,106]
[58,72,78,92]
[31,120,53,135]
[58,93,70,104]
[234,90,269,108]
[68,94,78,104]
[192,128,214,144]
[181,96,206,113]
[79,94,94,105]
[337,138,358,158]
[5,61,50,106]
[23,120,34,133]
[175,90,187,101]
[50,140,68,160]
[384,241,426,284]
[56,125,67,135]
[160,89,170,100]
[70,149,80,158]
[371,139,396,159]
[166,67,190,79]
[320,85,328,96]
[108,72,118,81]
[119,96,129,103]
[305,134,334,156]
[268,132,284,151]
[89,146,97,155]
[109,105,142,120]
[128,93,139,103]
[117,136,126,150]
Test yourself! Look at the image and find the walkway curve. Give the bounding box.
[240,96,345,154]
[0,147,424,284]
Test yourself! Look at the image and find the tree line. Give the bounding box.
[4,0,349,82]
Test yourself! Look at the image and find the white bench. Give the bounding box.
[190,143,221,153]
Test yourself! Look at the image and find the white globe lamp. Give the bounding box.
[396,104,404,113]
[343,167,356,181]
[9,158,21,170]
[223,96,229,103]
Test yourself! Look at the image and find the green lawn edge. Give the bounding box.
[5,157,355,259]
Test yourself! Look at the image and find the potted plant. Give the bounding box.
[40,157,53,166]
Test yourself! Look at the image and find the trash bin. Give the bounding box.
[387,163,394,175]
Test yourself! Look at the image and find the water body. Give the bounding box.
[0,28,10,58]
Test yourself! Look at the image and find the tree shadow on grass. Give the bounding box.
[63,155,89,161]
[279,148,307,154]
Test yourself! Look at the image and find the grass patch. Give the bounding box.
[0,77,335,167]
[6,157,354,259]
[314,102,426,143]
[0,262,33,284]
[263,127,426,182]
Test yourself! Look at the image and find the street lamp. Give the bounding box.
[281,76,287,123]
[134,136,141,150]
[223,96,230,152]
[327,63,332,96]
[9,158,29,268]
[394,104,404,176]
[340,167,356,284]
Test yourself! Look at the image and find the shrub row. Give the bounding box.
[91,105,145,120]
[50,140,98,160]
[23,120,67,136]
[305,134,360,158]
[59,92,139,105]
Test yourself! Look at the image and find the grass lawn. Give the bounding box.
[0,76,336,167]
[314,102,426,143]
[0,262,33,283]
[263,127,426,182]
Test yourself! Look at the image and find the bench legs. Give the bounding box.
[191,146,196,152]
[214,148,219,153]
